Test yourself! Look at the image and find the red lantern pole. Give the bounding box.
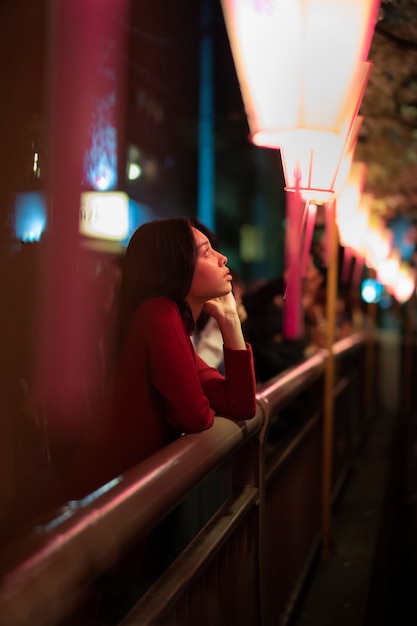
[301,201,317,276]
[341,246,353,284]
[283,188,304,339]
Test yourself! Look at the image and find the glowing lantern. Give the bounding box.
[380,254,416,303]
[220,0,380,199]
[363,215,393,269]
[376,248,401,291]
[220,0,380,343]
[336,161,369,260]
[337,206,368,252]
[336,161,368,217]
[220,0,379,144]
[278,62,372,201]
[337,192,372,256]
[392,263,415,303]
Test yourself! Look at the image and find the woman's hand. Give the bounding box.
[203,292,246,350]
[203,291,238,320]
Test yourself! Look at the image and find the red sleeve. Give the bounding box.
[196,343,256,420]
[142,299,215,433]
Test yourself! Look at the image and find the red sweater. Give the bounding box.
[68,297,256,495]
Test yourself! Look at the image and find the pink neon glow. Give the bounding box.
[37,0,129,436]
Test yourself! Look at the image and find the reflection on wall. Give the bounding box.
[83,39,118,192]
[83,93,118,192]
[15,192,47,242]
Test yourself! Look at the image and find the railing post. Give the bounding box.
[256,398,272,626]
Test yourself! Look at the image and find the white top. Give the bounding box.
[192,316,224,370]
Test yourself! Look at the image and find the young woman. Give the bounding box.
[68,217,256,496]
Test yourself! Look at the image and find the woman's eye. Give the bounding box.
[203,247,211,256]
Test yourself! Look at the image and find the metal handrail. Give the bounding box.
[0,412,263,626]
[256,349,326,407]
[0,331,373,626]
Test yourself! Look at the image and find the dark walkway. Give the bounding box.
[289,411,417,626]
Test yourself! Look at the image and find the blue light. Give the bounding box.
[361,278,384,304]
[15,192,47,242]
[379,293,392,309]
[124,199,158,245]
[82,63,118,192]
[83,122,118,191]
[387,215,416,262]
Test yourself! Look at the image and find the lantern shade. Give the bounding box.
[278,61,372,201]
[220,0,380,146]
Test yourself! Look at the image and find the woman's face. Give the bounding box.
[187,227,232,302]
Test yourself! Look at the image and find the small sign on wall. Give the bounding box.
[80,191,129,240]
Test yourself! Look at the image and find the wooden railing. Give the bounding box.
[0,331,377,626]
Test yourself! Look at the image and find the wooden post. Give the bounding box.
[321,200,339,559]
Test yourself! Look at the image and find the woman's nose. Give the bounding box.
[216,250,227,265]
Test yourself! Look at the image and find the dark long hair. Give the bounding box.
[116,217,197,349]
